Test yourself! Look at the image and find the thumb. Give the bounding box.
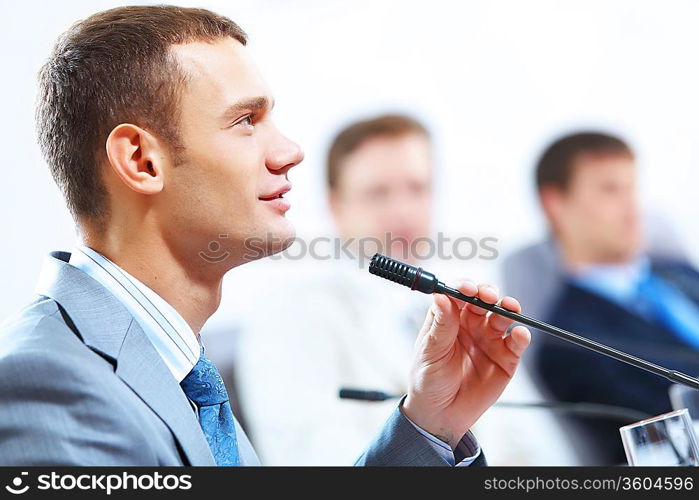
[418,293,460,358]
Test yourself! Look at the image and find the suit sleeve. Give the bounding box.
[355,405,487,466]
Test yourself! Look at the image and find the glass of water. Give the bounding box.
[620,408,699,466]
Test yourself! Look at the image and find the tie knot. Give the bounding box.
[180,350,229,407]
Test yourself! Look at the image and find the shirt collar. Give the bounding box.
[68,244,201,381]
[567,255,651,307]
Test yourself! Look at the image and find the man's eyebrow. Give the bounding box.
[220,96,275,121]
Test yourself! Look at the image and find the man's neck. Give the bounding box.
[80,235,224,335]
[558,241,638,274]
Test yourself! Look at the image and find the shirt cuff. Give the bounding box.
[398,397,481,467]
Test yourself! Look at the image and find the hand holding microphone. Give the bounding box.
[370,252,699,450]
[401,277,531,449]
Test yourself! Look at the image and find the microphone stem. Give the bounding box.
[436,283,699,391]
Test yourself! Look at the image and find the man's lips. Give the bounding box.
[259,183,292,213]
[258,184,291,201]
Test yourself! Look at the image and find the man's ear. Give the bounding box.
[539,185,566,228]
[105,124,166,195]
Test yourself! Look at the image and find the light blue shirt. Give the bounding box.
[568,256,651,311]
[68,245,479,466]
[567,255,699,350]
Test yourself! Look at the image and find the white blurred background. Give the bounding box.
[3,0,699,319]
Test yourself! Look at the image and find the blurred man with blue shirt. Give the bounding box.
[527,132,699,464]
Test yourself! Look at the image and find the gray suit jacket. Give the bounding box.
[0,251,484,466]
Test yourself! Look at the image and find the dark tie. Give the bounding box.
[180,346,240,466]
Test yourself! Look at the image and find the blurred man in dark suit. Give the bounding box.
[527,132,699,465]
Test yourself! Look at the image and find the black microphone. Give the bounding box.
[368,253,699,391]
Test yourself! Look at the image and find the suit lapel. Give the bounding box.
[116,319,215,465]
[35,251,215,466]
[35,251,128,360]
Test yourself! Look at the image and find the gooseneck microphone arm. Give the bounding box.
[368,253,699,391]
[338,388,652,422]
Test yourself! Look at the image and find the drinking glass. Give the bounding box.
[620,408,699,466]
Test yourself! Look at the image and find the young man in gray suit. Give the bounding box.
[0,5,530,466]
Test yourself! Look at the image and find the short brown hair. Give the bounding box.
[326,114,430,190]
[36,5,247,222]
[535,132,634,192]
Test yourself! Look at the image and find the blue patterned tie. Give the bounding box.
[180,346,240,466]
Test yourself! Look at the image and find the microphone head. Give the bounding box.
[368,253,438,294]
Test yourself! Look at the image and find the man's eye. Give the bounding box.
[232,114,254,129]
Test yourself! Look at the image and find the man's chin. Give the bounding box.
[266,233,296,257]
[242,221,296,262]
[270,218,296,251]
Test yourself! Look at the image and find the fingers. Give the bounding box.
[487,296,521,332]
[505,325,531,358]
[459,282,522,335]
[438,278,525,342]
[458,283,500,347]
[415,293,460,357]
[436,277,531,378]
[451,279,478,310]
[459,283,500,333]
[465,284,499,316]
[458,283,528,357]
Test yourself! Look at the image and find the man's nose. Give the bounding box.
[267,131,304,174]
